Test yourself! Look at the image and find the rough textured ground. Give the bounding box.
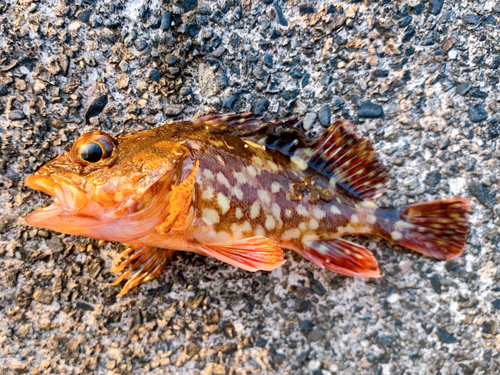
[1,0,499,374]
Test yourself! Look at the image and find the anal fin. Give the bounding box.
[201,236,286,272]
[302,238,381,278]
[111,244,176,297]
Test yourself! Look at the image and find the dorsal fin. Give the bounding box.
[294,119,387,200]
[198,113,387,200]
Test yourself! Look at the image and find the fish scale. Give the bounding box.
[25,113,471,296]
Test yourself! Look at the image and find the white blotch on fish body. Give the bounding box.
[271,182,282,193]
[250,202,261,219]
[296,205,309,216]
[312,207,326,220]
[216,172,231,189]
[217,193,231,214]
[258,190,271,205]
[202,208,220,225]
[330,205,341,215]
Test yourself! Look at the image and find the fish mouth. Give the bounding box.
[25,175,89,225]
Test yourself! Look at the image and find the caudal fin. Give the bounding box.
[390,198,471,260]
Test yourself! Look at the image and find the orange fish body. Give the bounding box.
[25,114,471,296]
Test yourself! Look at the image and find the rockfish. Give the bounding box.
[25,113,471,296]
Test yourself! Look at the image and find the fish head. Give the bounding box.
[25,128,188,240]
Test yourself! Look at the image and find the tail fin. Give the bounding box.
[389,198,471,260]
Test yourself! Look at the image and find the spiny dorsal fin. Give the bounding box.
[198,113,387,200]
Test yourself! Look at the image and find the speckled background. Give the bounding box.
[1,0,499,374]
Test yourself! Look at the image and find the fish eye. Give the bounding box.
[80,142,104,163]
[72,132,116,165]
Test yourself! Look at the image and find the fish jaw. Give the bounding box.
[24,174,106,234]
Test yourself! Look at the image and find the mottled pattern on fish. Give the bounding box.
[25,113,471,296]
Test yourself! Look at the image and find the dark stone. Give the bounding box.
[307,327,326,342]
[310,279,326,295]
[464,13,481,25]
[255,337,268,347]
[166,55,178,66]
[440,137,450,150]
[402,28,415,43]
[424,171,441,187]
[135,40,148,51]
[469,181,495,208]
[76,301,95,311]
[220,72,229,87]
[254,99,270,114]
[492,299,500,309]
[261,0,274,4]
[299,320,314,334]
[290,68,303,79]
[229,33,240,48]
[148,69,161,82]
[0,85,8,96]
[187,23,201,37]
[8,110,26,121]
[430,274,442,294]
[77,9,92,23]
[358,101,384,118]
[85,95,108,123]
[468,104,488,122]
[186,343,201,358]
[400,16,412,27]
[379,336,393,345]
[263,54,273,68]
[484,15,498,25]
[165,106,184,116]
[161,11,171,30]
[373,69,389,77]
[436,328,458,343]
[470,88,488,98]
[413,1,425,15]
[184,0,198,12]
[274,3,288,26]
[482,321,494,334]
[491,57,500,70]
[456,82,472,96]
[430,0,444,15]
[198,3,212,15]
[319,105,331,127]
[299,4,315,15]
[222,321,235,339]
[223,96,237,109]
[181,87,193,96]
[220,343,238,355]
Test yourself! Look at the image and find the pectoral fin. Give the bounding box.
[201,236,286,272]
[156,160,199,234]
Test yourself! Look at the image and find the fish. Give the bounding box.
[25,113,471,296]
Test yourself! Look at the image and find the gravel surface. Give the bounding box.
[1,0,499,374]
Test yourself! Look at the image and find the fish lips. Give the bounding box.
[25,175,91,228]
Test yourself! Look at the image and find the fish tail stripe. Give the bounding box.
[389,198,471,260]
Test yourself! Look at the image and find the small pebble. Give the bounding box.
[255,99,270,114]
[161,11,171,30]
[319,105,331,127]
[358,101,384,118]
[116,74,129,90]
[302,112,317,130]
[468,104,488,122]
[148,69,161,82]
